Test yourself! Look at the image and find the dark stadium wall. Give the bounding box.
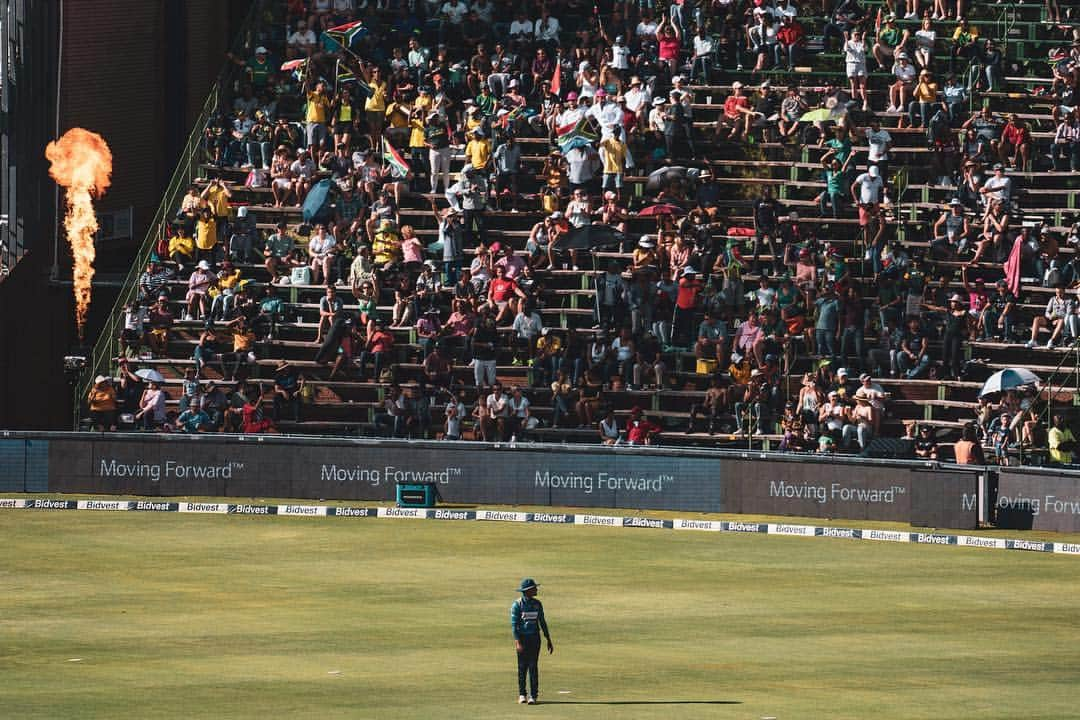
[0,0,249,429]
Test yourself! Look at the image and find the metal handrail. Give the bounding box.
[73,2,263,428]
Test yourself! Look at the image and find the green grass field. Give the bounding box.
[2,504,1079,719]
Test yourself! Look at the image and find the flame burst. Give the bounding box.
[45,128,113,340]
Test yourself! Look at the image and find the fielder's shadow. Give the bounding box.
[542,700,741,705]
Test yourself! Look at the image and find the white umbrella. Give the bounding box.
[135,368,165,384]
[979,368,1040,397]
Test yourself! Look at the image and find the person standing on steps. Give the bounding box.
[510,577,553,705]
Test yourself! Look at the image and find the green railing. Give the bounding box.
[74,1,265,428]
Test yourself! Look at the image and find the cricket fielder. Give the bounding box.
[510,577,554,704]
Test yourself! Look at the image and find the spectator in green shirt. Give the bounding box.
[872,14,909,70]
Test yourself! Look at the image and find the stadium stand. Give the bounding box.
[82,0,1080,466]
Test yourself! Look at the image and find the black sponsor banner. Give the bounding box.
[22,434,981,527]
[997,470,1080,533]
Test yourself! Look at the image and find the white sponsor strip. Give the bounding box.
[278,505,327,517]
[673,518,722,531]
[767,523,816,537]
[77,500,131,511]
[956,535,1007,550]
[476,510,528,522]
[377,507,430,519]
[0,500,1077,557]
[861,529,910,543]
[574,514,621,527]
[178,502,229,514]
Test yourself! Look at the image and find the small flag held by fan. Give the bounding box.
[382,138,411,179]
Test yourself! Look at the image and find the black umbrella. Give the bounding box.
[561,224,625,251]
[645,165,690,195]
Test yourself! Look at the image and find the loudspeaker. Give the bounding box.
[861,437,915,459]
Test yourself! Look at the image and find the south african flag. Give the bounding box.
[382,138,410,179]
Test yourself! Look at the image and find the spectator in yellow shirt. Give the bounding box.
[363,65,388,151]
[600,126,629,200]
[1048,414,1076,465]
[304,79,332,152]
[169,225,196,269]
[465,128,491,171]
[195,208,218,263]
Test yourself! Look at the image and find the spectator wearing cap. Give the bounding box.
[623,76,650,124]
[948,17,981,72]
[898,316,931,379]
[87,375,118,431]
[176,395,212,434]
[184,259,217,322]
[210,261,243,322]
[290,147,316,204]
[872,13,909,71]
[717,81,754,142]
[979,162,1012,211]
[932,199,970,257]
[888,52,916,117]
[493,135,522,212]
[907,69,939,129]
[851,165,883,234]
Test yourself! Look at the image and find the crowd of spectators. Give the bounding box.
[93,0,1080,464]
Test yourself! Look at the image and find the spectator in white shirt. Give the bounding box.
[851,165,884,207]
[610,36,631,70]
[535,8,561,45]
[287,21,317,57]
[441,0,469,26]
[691,26,716,84]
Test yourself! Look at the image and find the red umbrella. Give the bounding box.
[637,203,687,217]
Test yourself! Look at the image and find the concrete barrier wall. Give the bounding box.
[0,433,982,528]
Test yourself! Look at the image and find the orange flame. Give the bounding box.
[45,128,113,340]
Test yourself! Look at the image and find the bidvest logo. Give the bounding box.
[725,522,765,533]
[864,530,909,543]
[623,517,666,529]
[913,533,955,545]
[432,509,472,521]
[816,527,860,539]
[529,513,573,523]
[330,506,374,518]
[477,510,527,522]
[180,502,228,514]
[229,504,273,515]
[378,507,427,519]
[279,505,323,516]
[134,501,175,512]
[957,535,1005,549]
[674,519,720,531]
[77,500,129,511]
[769,523,815,536]
[577,514,620,526]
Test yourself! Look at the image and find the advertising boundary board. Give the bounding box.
[997,469,1080,533]
[1,498,1077,558]
[0,432,985,527]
